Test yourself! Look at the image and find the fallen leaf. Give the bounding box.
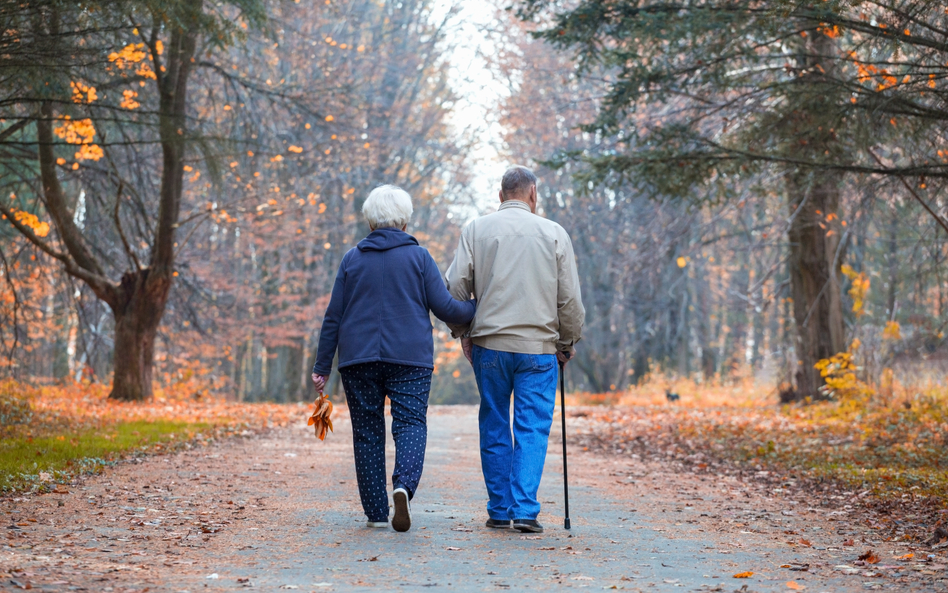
[859,550,880,564]
[446,547,461,551]
[786,581,805,590]
[733,571,754,578]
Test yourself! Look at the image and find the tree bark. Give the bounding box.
[786,173,846,399]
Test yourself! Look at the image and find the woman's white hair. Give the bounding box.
[362,185,414,229]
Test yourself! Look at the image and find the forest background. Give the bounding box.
[1,0,947,410]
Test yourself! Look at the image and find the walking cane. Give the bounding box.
[559,351,572,530]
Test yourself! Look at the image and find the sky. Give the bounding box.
[434,0,510,213]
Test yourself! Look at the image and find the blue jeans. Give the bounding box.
[472,345,558,521]
[340,362,431,523]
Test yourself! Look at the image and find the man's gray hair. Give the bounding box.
[362,184,413,229]
[501,165,537,200]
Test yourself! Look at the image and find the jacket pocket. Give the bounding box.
[531,354,555,372]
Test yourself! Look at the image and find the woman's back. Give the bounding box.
[313,227,474,375]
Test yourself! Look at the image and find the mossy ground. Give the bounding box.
[0,420,207,491]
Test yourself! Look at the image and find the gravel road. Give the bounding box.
[1,405,943,592]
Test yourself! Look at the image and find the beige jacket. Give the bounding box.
[444,200,585,355]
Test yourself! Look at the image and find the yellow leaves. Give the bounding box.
[270,154,283,162]
[12,210,50,237]
[120,90,140,109]
[676,257,687,268]
[841,265,869,317]
[815,339,871,399]
[323,242,331,249]
[317,203,327,214]
[70,81,97,104]
[325,115,334,122]
[733,572,754,578]
[155,40,164,55]
[288,145,303,153]
[357,45,365,52]
[930,74,937,89]
[882,320,901,341]
[56,158,66,166]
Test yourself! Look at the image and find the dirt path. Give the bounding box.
[1,406,944,592]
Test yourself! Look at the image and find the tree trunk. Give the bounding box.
[786,173,846,399]
[108,269,172,401]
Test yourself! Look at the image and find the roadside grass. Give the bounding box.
[0,420,207,491]
[0,379,306,493]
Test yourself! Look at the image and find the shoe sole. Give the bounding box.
[392,490,411,532]
[513,523,543,533]
[486,522,512,530]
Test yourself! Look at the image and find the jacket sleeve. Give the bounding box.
[443,223,476,337]
[555,229,585,352]
[312,255,348,375]
[424,252,476,325]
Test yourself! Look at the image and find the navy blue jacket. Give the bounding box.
[312,228,476,375]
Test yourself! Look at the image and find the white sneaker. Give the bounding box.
[391,487,411,532]
[366,521,389,529]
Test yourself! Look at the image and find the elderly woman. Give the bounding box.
[311,185,475,532]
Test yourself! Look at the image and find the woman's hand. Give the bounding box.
[311,373,328,394]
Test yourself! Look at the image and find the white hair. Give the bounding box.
[362,185,413,229]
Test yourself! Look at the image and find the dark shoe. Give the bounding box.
[485,518,512,529]
[512,519,544,533]
[392,488,411,532]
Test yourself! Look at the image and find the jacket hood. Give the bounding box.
[357,228,419,252]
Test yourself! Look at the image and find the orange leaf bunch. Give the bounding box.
[308,395,334,440]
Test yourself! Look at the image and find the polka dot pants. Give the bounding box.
[340,362,431,523]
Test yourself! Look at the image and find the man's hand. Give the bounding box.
[461,337,474,365]
[311,373,328,394]
[556,349,574,365]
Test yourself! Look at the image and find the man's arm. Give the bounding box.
[443,222,476,338]
[555,229,585,355]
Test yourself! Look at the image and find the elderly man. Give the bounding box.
[445,165,585,533]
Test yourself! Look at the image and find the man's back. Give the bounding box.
[445,200,585,355]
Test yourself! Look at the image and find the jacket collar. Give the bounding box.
[499,200,532,213]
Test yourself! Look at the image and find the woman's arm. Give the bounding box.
[424,252,476,325]
[312,256,348,376]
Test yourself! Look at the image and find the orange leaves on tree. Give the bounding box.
[53,116,103,162]
[108,43,156,80]
[70,81,97,104]
[307,395,334,440]
[12,210,50,237]
[53,116,95,145]
[817,23,840,38]
[120,90,140,109]
[288,145,303,153]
